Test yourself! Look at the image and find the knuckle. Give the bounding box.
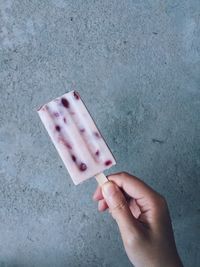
[152,194,166,207]
[118,171,130,177]
[124,231,144,249]
[124,234,136,248]
[108,171,131,182]
[152,194,167,211]
[157,194,167,206]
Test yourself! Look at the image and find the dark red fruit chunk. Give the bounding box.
[63,117,67,123]
[73,91,80,100]
[94,132,100,138]
[61,98,69,108]
[79,163,87,171]
[55,125,61,131]
[80,128,85,133]
[54,112,60,117]
[71,155,76,162]
[95,150,100,156]
[64,142,72,149]
[105,160,112,166]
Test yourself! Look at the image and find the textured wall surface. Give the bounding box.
[0,0,200,266]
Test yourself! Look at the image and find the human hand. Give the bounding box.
[93,172,183,267]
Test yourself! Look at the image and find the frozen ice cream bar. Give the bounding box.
[37,91,116,185]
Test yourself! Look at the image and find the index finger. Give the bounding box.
[108,172,161,207]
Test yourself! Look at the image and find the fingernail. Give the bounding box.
[102,182,118,198]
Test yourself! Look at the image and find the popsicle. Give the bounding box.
[37,90,116,185]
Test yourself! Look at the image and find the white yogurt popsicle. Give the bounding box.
[37,90,116,185]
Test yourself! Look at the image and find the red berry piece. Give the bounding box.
[64,142,72,149]
[71,155,76,162]
[61,98,69,108]
[63,117,67,123]
[80,128,85,133]
[79,163,87,171]
[53,112,60,117]
[95,150,100,156]
[94,132,101,138]
[55,125,61,132]
[105,160,112,166]
[73,91,80,100]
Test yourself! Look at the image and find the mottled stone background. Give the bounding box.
[0,0,199,266]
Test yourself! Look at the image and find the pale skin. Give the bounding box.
[93,172,183,267]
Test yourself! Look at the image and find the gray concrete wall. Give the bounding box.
[0,0,199,266]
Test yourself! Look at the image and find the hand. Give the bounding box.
[93,172,183,267]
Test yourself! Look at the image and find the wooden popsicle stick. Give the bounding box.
[95,173,108,186]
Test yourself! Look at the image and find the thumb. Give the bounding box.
[102,181,139,234]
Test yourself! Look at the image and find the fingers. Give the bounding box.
[107,172,169,227]
[98,199,108,212]
[93,172,159,212]
[93,172,158,202]
[101,181,140,234]
[93,172,164,228]
[93,185,140,217]
[129,199,141,219]
[93,186,108,211]
[108,172,158,200]
[107,172,161,213]
[93,186,103,201]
